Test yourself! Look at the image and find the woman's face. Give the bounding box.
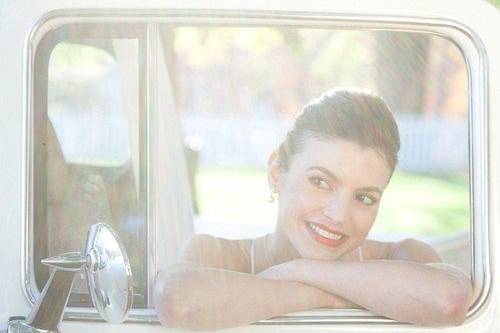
[272,136,392,260]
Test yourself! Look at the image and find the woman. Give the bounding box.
[154,89,473,330]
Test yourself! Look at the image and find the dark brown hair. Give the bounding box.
[277,89,400,173]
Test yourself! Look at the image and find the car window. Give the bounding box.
[33,29,148,308]
[179,27,470,273]
[27,15,484,324]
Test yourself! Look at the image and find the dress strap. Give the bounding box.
[250,238,256,275]
[358,246,364,261]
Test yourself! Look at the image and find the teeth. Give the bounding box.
[308,223,343,240]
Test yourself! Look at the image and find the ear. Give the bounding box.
[267,150,281,192]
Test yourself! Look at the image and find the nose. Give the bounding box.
[322,192,350,225]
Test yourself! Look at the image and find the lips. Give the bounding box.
[305,221,348,247]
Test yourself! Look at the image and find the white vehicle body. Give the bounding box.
[1,0,500,332]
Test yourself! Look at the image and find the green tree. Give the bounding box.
[373,32,430,114]
[488,0,500,7]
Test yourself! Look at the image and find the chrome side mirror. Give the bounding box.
[7,223,133,333]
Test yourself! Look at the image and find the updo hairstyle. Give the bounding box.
[277,89,400,174]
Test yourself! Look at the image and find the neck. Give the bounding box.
[265,223,301,266]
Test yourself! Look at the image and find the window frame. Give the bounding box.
[23,9,490,325]
[26,22,150,311]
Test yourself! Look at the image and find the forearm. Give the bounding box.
[289,259,472,326]
[154,266,332,331]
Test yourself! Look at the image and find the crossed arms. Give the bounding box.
[153,235,473,331]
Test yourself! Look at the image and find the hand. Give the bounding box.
[82,173,107,205]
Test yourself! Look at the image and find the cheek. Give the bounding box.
[279,191,303,219]
[278,184,315,223]
[289,184,322,212]
[352,205,379,235]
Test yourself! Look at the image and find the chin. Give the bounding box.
[295,240,351,261]
[292,226,351,260]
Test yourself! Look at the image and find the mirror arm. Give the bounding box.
[26,270,77,332]
[3,224,132,333]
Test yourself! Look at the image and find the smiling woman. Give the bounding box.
[153,89,473,330]
[268,90,398,262]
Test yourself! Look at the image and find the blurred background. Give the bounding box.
[44,5,500,299]
[165,27,469,242]
[47,27,470,248]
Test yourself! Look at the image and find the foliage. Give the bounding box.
[488,0,500,7]
[49,42,115,77]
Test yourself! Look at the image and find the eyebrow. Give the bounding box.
[306,166,383,195]
[358,186,383,195]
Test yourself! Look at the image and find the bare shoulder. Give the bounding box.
[178,233,252,272]
[362,238,441,263]
[358,239,392,260]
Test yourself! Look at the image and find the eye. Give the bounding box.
[308,176,331,190]
[356,193,378,206]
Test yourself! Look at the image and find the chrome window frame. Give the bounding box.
[22,9,490,326]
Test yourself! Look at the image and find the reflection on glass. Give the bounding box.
[39,39,146,307]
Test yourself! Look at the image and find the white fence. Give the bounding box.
[397,114,468,174]
[181,112,468,174]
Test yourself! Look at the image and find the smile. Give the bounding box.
[305,221,348,247]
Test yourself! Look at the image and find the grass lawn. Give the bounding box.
[372,172,469,236]
[195,166,469,237]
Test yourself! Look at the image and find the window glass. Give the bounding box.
[35,37,147,307]
[174,27,470,272]
[31,22,472,318]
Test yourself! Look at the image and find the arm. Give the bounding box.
[153,235,343,331]
[155,265,337,330]
[260,239,473,326]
